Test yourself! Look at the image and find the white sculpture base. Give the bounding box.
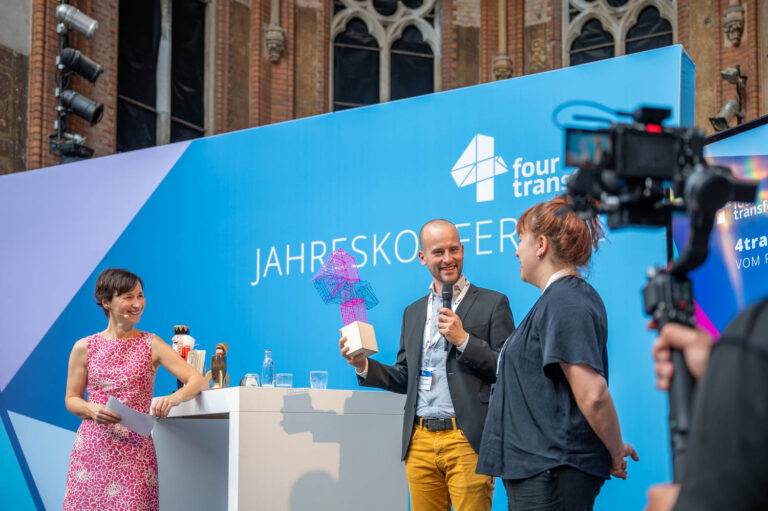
[340,321,378,357]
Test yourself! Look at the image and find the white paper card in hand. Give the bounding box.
[106,396,155,438]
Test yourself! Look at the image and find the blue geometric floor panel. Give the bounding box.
[0,414,36,510]
[8,411,77,511]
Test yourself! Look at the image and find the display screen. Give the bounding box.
[565,128,614,169]
[622,130,677,179]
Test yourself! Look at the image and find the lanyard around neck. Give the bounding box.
[544,269,573,291]
[425,279,471,351]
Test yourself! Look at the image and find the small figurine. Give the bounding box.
[205,343,230,389]
[172,325,196,389]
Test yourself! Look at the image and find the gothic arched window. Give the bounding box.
[563,0,677,67]
[331,0,440,111]
[625,6,674,54]
[333,19,380,110]
[117,0,211,152]
[391,26,434,101]
[570,19,615,66]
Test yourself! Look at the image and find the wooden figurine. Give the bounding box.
[205,343,230,389]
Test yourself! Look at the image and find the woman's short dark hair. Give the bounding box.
[94,268,143,316]
[517,195,604,268]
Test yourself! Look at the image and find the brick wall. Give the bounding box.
[17,0,768,172]
[294,0,329,118]
[214,0,231,134]
[272,0,295,123]
[681,0,719,132]
[251,2,269,125]
[230,0,251,132]
[717,0,760,123]
[247,0,295,127]
[480,0,498,82]
[27,0,57,169]
[318,0,330,114]
[0,45,28,173]
[444,0,482,90]
[524,0,554,74]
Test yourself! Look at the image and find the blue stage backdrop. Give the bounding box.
[0,46,694,510]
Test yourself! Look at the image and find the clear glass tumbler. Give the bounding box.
[243,373,260,386]
[309,371,328,389]
[275,373,293,388]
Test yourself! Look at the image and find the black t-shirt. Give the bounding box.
[673,299,768,510]
[476,276,611,480]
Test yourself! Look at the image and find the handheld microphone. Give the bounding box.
[442,283,453,351]
[442,282,453,309]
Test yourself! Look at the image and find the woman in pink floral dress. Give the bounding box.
[63,268,205,510]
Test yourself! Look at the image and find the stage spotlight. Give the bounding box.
[49,132,95,162]
[59,48,103,83]
[710,99,739,132]
[720,67,742,84]
[56,4,99,38]
[50,4,102,161]
[60,89,104,125]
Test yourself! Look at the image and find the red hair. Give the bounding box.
[517,195,604,268]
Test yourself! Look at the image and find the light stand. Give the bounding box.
[49,1,103,163]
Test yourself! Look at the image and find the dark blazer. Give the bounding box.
[359,283,515,460]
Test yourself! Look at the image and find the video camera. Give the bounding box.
[562,105,758,481]
[563,107,754,229]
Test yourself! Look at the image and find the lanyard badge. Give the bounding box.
[419,368,434,390]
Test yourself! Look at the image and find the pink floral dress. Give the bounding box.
[63,331,159,511]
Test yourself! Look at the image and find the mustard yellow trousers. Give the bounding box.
[404,422,494,511]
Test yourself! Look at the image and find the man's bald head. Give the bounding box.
[418,219,464,287]
[419,219,458,249]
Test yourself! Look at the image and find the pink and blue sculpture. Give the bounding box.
[313,248,379,325]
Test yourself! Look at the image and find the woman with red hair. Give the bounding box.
[477,196,638,510]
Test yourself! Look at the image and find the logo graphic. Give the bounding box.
[451,134,508,202]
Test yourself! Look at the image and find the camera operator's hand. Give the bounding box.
[651,323,713,391]
[645,483,680,511]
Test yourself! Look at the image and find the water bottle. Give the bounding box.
[261,350,275,387]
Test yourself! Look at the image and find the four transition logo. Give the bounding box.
[451,134,508,202]
[451,134,568,202]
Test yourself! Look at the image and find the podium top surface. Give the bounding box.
[155,387,405,419]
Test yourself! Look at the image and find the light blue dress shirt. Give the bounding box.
[415,277,470,419]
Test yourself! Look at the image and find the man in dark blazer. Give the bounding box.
[340,219,515,511]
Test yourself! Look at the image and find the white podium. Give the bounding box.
[152,387,408,511]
